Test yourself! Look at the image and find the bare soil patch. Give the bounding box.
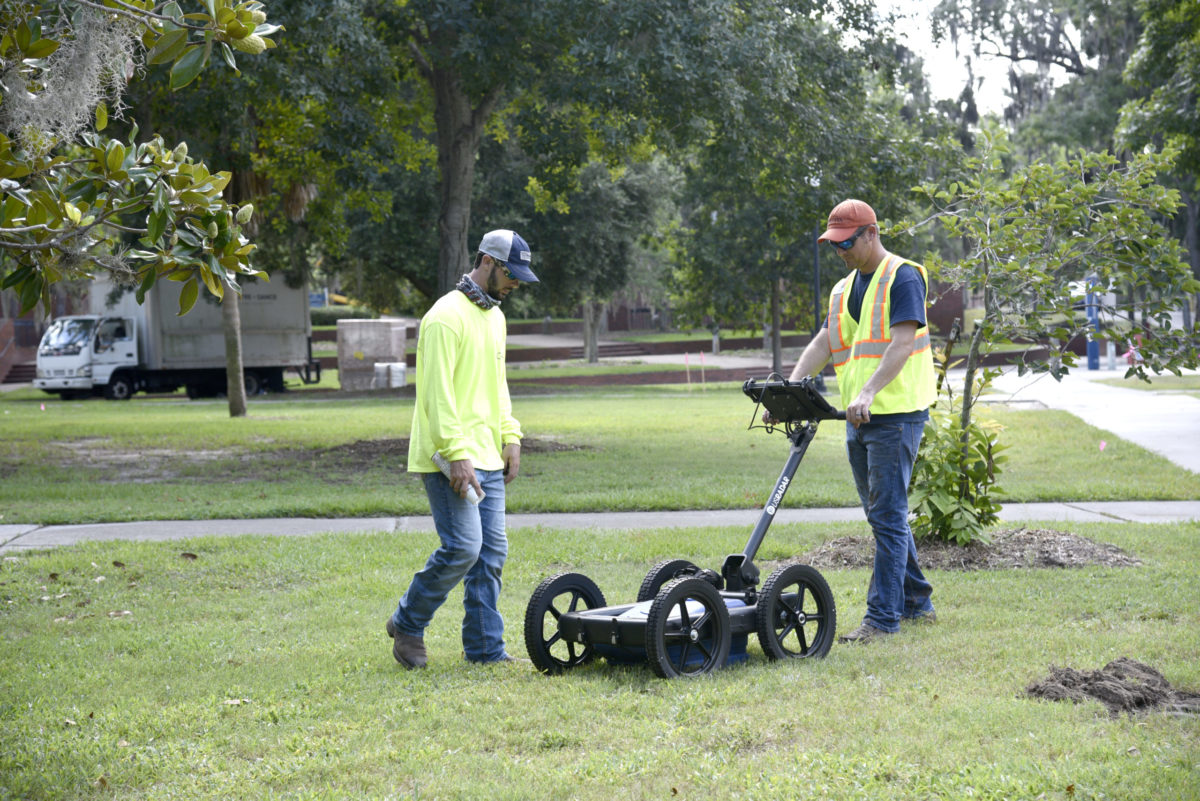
[49,437,588,482]
[302,436,585,464]
[802,526,1141,571]
[1026,657,1200,717]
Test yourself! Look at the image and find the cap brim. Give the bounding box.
[817,226,859,243]
[508,263,538,283]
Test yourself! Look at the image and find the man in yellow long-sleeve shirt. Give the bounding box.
[387,229,537,669]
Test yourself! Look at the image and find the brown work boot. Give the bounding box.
[386,618,427,669]
[838,622,894,644]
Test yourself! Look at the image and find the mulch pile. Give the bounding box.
[802,527,1141,571]
[1026,657,1200,717]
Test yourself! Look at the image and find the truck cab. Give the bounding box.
[35,315,138,399]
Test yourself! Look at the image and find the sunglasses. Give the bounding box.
[493,258,515,281]
[829,226,868,251]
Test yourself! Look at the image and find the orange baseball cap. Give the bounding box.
[817,199,876,243]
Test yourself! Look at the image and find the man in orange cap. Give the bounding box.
[774,199,938,643]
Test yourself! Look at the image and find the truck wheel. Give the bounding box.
[104,373,134,401]
[243,371,262,396]
[186,382,218,399]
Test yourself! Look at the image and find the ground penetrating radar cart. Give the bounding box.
[523,377,845,678]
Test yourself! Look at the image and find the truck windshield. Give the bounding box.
[39,318,97,357]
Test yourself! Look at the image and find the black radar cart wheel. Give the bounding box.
[636,559,698,602]
[524,573,607,674]
[645,577,732,678]
[756,563,837,660]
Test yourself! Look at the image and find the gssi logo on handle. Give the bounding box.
[765,476,790,515]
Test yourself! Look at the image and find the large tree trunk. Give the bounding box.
[223,291,247,418]
[222,172,261,419]
[770,276,783,374]
[430,69,502,296]
[581,299,605,363]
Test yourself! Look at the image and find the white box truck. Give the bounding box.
[34,277,320,400]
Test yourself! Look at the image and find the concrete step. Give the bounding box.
[566,343,649,358]
[2,361,35,384]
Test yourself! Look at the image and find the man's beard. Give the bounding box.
[486,270,509,299]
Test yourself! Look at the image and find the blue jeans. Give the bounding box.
[392,469,509,662]
[846,420,934,632]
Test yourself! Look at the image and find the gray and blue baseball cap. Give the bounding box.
[478,229,537,283]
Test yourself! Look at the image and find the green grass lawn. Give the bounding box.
[1096,373,1200,396]
[3,381,1198,799]
[2,385,1198,525]
[1,520,1197,799]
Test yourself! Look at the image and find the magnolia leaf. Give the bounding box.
[170,45,207,90]
[95,102,108,131]
[218,41,239,73]
[136,269,156,303]
[14,21,31,51]
[199,263,221,296]
[105,141,125,174]
[177,277,199,315]
[147,28,189,65]
[146,207,168,243]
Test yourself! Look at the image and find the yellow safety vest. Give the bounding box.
[826,253,936,414]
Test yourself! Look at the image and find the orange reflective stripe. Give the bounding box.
[827,277,852,366]
[869,255,900,341]
[846,329,931,361]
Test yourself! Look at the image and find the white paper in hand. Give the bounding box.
[431,452,483,504]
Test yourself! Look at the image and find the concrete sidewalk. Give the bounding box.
[2,501,1197,554]
[988,365,1200,474]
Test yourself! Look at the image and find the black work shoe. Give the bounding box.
[838,622,894,644]
[386,618,427,669]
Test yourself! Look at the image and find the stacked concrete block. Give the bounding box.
[337,319,407,391]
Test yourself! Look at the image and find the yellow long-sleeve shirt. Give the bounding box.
[406,290,522,473]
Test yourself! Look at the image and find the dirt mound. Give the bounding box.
[309,436,584,463]
[802,527,1141,571]
[1026,658,1200,717]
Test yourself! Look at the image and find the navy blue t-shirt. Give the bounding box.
[826,262,930,423]
[846,264,927,328]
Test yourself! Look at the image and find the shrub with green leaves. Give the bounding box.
[911,368,1007,545]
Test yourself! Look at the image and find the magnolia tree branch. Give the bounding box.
[70,0,216,33]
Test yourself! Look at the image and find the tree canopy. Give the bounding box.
[1,1,281,314]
